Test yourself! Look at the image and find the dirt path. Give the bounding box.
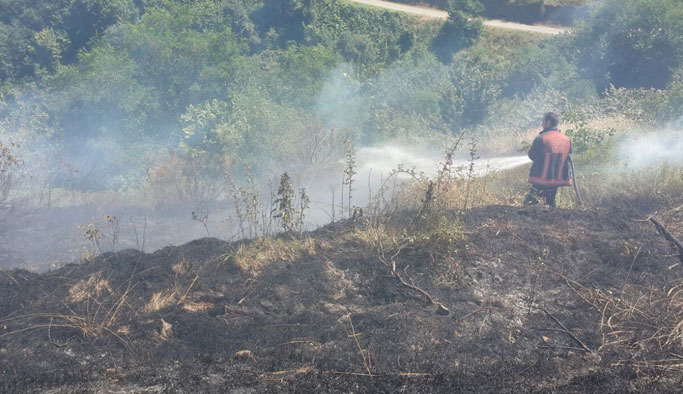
[349,0,449,19]
[347,0,569,35]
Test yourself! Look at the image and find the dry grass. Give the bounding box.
[67,271,112,303]
[154,318,173,342]
[1,264,206,353]
[233,237,315,274]
[0,271,137,354]
[144,291,177,313]
[347,315,373,377]
[560,269,683,371]
[143,271,201,312]
[172,259,191,275]
[182,301,213,312]
[579,164,683,212]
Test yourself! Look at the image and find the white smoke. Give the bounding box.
[617,129,683,169]
[315,65,363,130]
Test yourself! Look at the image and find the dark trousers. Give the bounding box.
[524,185,558,208]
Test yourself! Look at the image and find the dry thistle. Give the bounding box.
[191,208,210,237]
[79,221,102,254]
[343,139,357,219]
[273,172,296,232]
[0,141,21,206]
[297,188,310,233]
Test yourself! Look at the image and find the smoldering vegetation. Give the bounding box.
[0,1,683,392]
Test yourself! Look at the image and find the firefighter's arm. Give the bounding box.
[528,135,542,162]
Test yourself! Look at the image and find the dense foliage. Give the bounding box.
[0,0,144,81]
[1,0,682,191]
[569,0,683,90]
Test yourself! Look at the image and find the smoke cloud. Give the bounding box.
[617,129,683,169]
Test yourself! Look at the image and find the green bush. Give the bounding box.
[431,0,484,64]
[0,0,142,81]
[502,42,595,101]
[562,110,615,155]
[570,0,683,91]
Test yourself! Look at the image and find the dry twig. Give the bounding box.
[651,217,683,262]
[536,306,593,353]
[0,266,19,285]
[347,315,373,377]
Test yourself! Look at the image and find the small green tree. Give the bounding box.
[432,0,484,64]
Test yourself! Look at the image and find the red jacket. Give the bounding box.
[528,129,572,186]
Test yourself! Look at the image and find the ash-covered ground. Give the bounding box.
[1,205,682,393]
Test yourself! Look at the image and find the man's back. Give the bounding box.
[528,129,572,186]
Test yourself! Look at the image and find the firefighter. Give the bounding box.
[524,112,572,209]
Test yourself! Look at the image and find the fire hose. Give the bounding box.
[568,154,583,207]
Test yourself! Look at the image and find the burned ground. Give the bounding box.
[1,205,682,393]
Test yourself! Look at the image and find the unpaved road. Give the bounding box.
[347,0,569,35]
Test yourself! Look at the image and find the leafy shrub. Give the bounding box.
[570,0,683,91]
[431,0,484,64]
[305,0,421,74]
[502,42,595,101]
[181,99,243,157]
[598,86,668,124]
[444,50,503,129]
[562,111,615,155]
[0,0,141,81]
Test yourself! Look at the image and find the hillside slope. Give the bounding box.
[1,205,682,393]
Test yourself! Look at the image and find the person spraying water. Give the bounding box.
[524,112,575,209]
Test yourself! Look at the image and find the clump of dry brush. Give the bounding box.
[0,270,137,354]
[563,217,683,373]
[584,276,683,371]
[0,141,21,209]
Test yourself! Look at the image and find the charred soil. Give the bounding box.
[1,205,682,393]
